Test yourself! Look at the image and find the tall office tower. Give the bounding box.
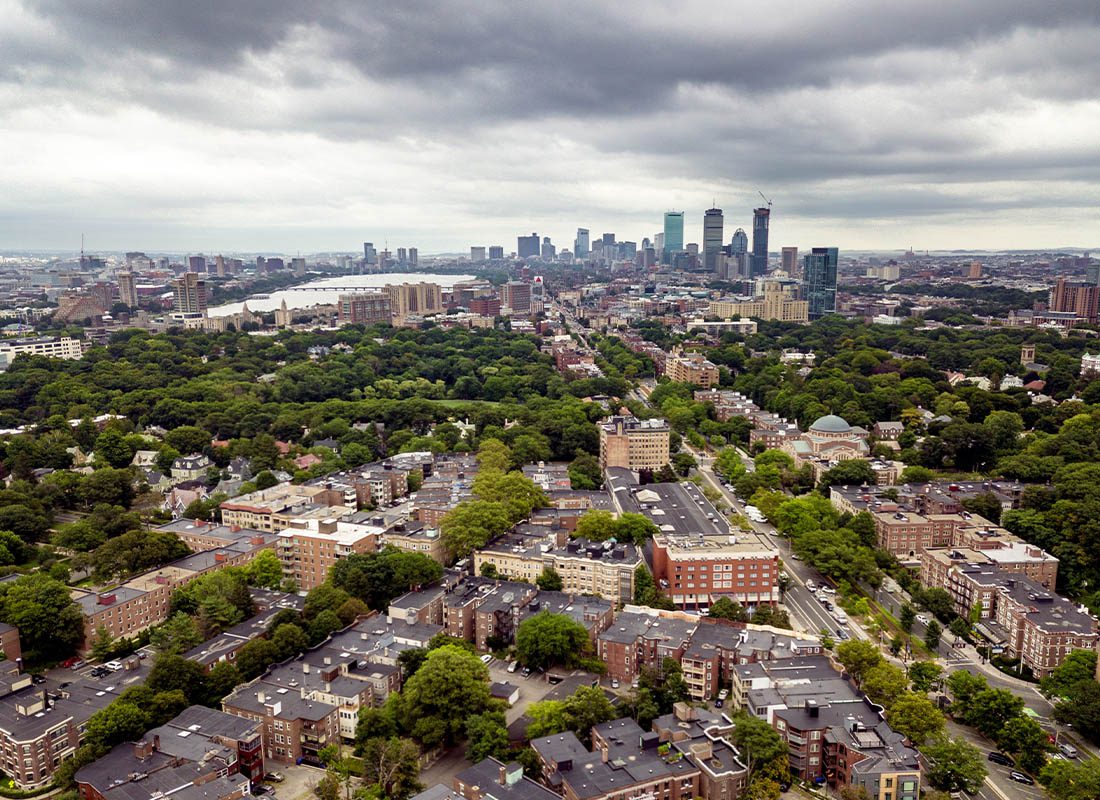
[214,255,226,277]
[541,237,556,259]
[518,233,540,258]
[173,273,207,314]
[803,247,838,320]
[602,233,616,247]
[471,247,487,261]
[968,261,982,280]
[574,228,590,258]
[751,207,770,277]
[188,255,207,273]
[227,258,243,274]
[663,212,684,264]
[654,232,664,255]
[291,257,306,276]
[266,257,285,271]
[731,228,748,256]
[703,207,724,274]
[117,271,138,308]
[337,292,391,324]
[488,245,504,260]
[363,242,377,264]
[408,247,418,265]
[256,256,267,273]
[385,282,443,318]
[781,247,799,278]
[397,247,407,263]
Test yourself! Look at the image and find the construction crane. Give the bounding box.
[757,190,773,209]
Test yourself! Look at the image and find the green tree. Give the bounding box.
[1041,649,1097,698]
[92,528,191,581]
[907,661,943,694]
[246,549,284,588]
[886,692,945,745]
[573,509,618,541]
[921,734,987,794]
[84,701,151,752]
[536,567,563,591]
[90,624,115,662]
[356,705,399,747]
[477,439,513,473]
[147,653,210,706]
[359,737,422,800]
[95,428,135,468]
[394,644,493,748]
[924,620,942,650]
[568,453,602,490]
[965,688,1025,739]
[731,713,786,775]
[515,612,589,670]
[1038,759,1100,800]
[818,459,877,488]
[440,500,512,559]
[0,573,83,662]
[235,638,279,680]
[1053,679,1100,742]
[272,622,309,659]
[709,596,749,622]
[862,663,908,708]
[472,470,548,522]
[466,712,511,763]
[995,716,1049,774]
[835,639,884,689]
[899,603,915,633]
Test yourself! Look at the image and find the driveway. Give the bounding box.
[264,764,328,800]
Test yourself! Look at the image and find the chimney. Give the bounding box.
[153,735,160,752]
[498,765,507,786]
[230,525,241,532]
[257,691,266,703]
[133,740,153,760]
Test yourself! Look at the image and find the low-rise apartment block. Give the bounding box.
[664,349,720,388]
[276,514,384,591]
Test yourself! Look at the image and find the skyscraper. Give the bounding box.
[363,242,376,264]
[803,247,838,320]
[173,273,207,314]
[663,212,684,264]
[471,247,487,262]
[517,233,540,259]
[703,207,724,274]
[751,208,770,277]
[781,247,799,278]
[731,228,748,255]
[188,255,207,273]
[541,237,556,259]
[574,228,590,258]
[408,247,418,266]
[488,246,504,260]
[117,270,137,308]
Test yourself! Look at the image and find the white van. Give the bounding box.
[1058,743,1078,759]
[507,661,518,674]
[834,612,848,625]
[805,580,816,591]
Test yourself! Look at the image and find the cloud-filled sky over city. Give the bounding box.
[2,0,1099,253]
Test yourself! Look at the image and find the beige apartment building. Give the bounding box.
[598,415,671,471]
[384,282,443,320]
[708,281,808,323]
[664,350,720,388]
[220,484,348,532]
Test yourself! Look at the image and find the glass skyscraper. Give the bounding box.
[663,211,684,264]
[574,228,590,258]
[803,247,838,319]
[703,207,724,274]
[751,207,770,277]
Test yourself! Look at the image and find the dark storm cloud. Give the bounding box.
[2,1,1100,250]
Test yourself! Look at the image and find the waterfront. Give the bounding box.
[206,272,476,316]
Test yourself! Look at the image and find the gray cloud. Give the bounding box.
[1,1,1099,251]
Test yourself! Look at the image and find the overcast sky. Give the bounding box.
[2,1,1099,254]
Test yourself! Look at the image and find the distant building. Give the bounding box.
[1049,276,1099,323]
[488,245,504,260]
[803,247,838,319]
[337,292,391,325]
[663,211,684,264]
[517,233,540,259]
[470,247,487,262]
[0,336,82,367]
[664,349,720,388]
[750,207,770,277]
[500,281,532,315]
[117,270,138,308]
[1082,352,1100,377]
[781,246,799,278]
[703,207,724,274]
[384,282,443,320]
[574,228,590,258]
[708,281,808,323]
[598,415,671,471]
[173,273,207,314]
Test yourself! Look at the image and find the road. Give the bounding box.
[682,443,862,642]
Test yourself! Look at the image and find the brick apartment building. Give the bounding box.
[598,415,671,471]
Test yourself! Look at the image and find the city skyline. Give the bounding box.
[2,2,1099,252]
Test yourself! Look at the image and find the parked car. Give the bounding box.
[835,629,850,641]
[987,752,1015,767]
[521,667,532,678]
[69,659,86,670]
[714,698,724,709]
[60,657,80,669]
[805,580,816,590]
[507,661,518,674]
[104,660,123,672]
[610,679,619,689]
[479,654,493,664]
[1008,772,1034,785]
[266,773,285,783]
[915,614,931,625]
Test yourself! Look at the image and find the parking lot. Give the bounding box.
[260,764,328,800]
